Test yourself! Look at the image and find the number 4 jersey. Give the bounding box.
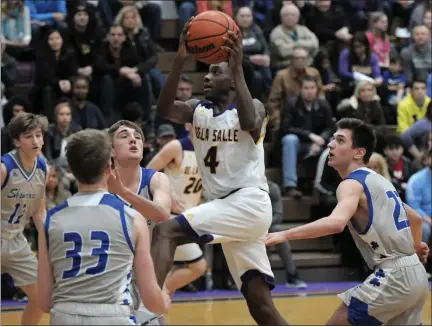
[192,101,269,200]
[1,150,47,239]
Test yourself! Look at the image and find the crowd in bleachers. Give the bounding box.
[1,0,431,296]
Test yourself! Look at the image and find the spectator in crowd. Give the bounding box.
[1,0,32,60]
[143,123,177,166]
[32,29,78,121]
[409,0,432,30]
[366,11,391,69]
[45,164,71,210]
[1,96,30,155]
[397,79,431,134]
[65,2,103,102]
[176,0,196,31]
[383,135,413,200]
[1,39,18,99]
[94,24,150,123]
[314,147,341,210]
[44,100,82,165]
[232,0,273,31]
[280,75,334,198]
[197,0,233,17]
[343,0,392,32]
[70,75,105,130]
[401,101,432,162]
[268,46,323,130]
[367,152,392,181]
[269,3,319,73]
[382,54,406,124]
[428,73,432,98]
[267,180,307,288]
[337,80,386,125]
[25,0,67,41]
[389,0,415,33]
[338,32,383,98]
[401,25,432,85]
[406,149,432,244]
[235,6,272,100]
[424,8,432,33]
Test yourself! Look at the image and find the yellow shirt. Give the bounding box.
[397,94,431,134]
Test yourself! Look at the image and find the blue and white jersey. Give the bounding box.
[45,191,136,306]
[345,168,415,269]
[1,150,47,239]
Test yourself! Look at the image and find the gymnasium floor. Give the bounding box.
[1,282,431,325]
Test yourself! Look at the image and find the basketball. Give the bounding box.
[185,11,239,65]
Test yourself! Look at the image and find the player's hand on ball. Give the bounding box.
[265,232,286,246]
[222,30,243,69]
[415,242,430,264]
[178,17,194,58]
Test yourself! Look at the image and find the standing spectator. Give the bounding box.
[32,29,78,121]
[280,75,334,198]
[45,165,72,210]
[70,75,106,130]
[397,79,431,134]
[25,0,67,41]
[269,3,319,72]
[406,149,432,244]
[176,0,196,31]
[1,39,18,99]
[401,25,432,86]
[235,6,272,100]
[337,81,386,126]
[1,96,30,155]
[44,100,82,165]
[268,46,323,130]
[366,12,391,69]
[1,0,32,60]
[338,32,383,98]
[367,152,392,180]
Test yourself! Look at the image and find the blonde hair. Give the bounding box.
[114,5,144,34]
[368,152,391,180]
[354,80,377,99]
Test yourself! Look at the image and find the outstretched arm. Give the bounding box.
[266,180,361,245]
[146,140,182,172]
[149,172,173,217]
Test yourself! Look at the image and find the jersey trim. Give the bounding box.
[45,201,69,249]
[255,115,269,145]
[345,169,374,235]
[179,137,194,152]
[140,168,157,200]
[9,151,38,181]
[100,194,135,254]
[197,100,236,117]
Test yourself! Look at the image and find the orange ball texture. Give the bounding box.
[185,10,239,65]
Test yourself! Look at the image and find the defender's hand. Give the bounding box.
[265,232,287,246]
[415,242,430,264]
[107,167,127,197]
[222,30,243,69]
[179,17,194,58]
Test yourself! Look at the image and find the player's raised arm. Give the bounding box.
[146,140,182,172]
[157,19,199,124]
[133,212,171,314]
[37,223,54,312]
[222,31,265,135]
[266,180,361,245]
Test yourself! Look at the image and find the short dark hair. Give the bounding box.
[122,102,143,122]
[336,118,376,163]
[8,112,48,140]
[389,53,402,65]
[107,120,144,142]
[301,75,318,86]
[412,79,427,87]
[66,129,112,184]
[384,135,404,148]
[71,75,89,88]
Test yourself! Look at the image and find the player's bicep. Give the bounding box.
[329,180,363,226]
[150,172,172,214]
[166,99,199,124]
[147,140,181,171]
[403,203,422,223]
[1,163,7,186]
[37,224,54,312]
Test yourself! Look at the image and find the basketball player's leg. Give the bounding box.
[326,303,351,325]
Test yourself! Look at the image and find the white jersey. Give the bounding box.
[192,101,269,199]
[345,168,415,269]
[164,137,202,210]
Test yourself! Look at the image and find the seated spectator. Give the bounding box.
[70,75,105,130]
[25,0,67,41]
[235,6,271,100]
[401,25,432,86]
[1,39,17,99]
[366,12,391,69]
[401,101,432,163]
[397,79,431,134]
[232,0,273,31]
[382,54,406,124]
[176,0,196,31]
[1,96,30,155]
[339,32,383,98]
[1,0,32,60]
[367,152,391,181]
[406,149,432,244]
[342,0,392,32]
[268,46,323,130]
[32,29,78,121]
[383,135,413,200]
[280,75,334,198]
[267,180,307,288]
[269,3,319,73]
[424,8,432,33]
[337,81,386,126]
[94,24,151,123]
[409,0,431,30]
[197,0,233,17]
[45,164,72,210]
[44,100,82,165]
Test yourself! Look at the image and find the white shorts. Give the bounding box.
[176,187,274,291]
[1,232,37,287]
[338,254,429,325]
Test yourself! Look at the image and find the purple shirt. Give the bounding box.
[339,49,382,81]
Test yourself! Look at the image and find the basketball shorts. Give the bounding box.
[1,232,37,287]
[50,303,136,325]
[176,187,275,291]
[338,254,429,325]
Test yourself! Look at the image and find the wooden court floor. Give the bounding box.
[2,293,431,325]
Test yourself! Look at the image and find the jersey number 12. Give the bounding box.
[386,190,409,231]
[204,146,219,174]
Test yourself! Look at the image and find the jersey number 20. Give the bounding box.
[386,190,409,231]
[62,231,110,279]
[204,146,219,174]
